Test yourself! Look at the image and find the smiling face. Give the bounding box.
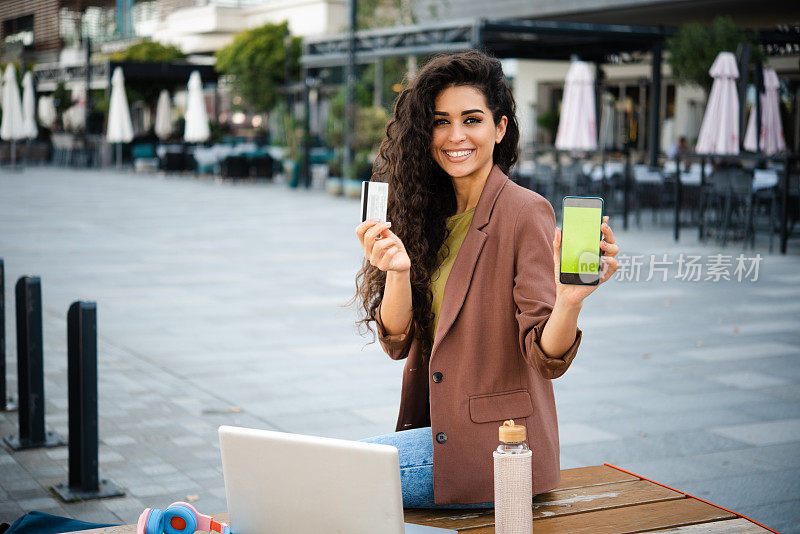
[430,85,507,181]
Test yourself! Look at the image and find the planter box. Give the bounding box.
[326,177,344,196]
[344,179,363,199]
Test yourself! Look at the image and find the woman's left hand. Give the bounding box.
[553,215,619,307]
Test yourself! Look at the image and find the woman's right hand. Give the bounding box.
[356,220,411,273]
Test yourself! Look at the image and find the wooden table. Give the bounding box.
[83,463,777,533]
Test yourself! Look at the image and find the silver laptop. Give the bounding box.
[219,426,456,534]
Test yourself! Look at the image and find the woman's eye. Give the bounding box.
[433,119,448,126]
[464,117,482,124]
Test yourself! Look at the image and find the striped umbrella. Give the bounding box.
[555,60,597,151]
[743,68,786,155]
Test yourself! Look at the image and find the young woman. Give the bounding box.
[354,50,619,508]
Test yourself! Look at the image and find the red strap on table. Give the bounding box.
[604,462,780,534]
[210,520,224,533]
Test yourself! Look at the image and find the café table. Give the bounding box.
[81,463,777,533]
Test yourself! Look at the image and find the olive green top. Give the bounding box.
[428,207,476,343]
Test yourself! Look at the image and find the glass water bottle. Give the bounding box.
[493,419,533,534]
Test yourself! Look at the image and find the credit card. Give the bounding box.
[361,181,389,223]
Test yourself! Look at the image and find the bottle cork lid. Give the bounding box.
[499,419,526,443]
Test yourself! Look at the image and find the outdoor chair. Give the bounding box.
[250,153,276,179]
[752,170,799,252]
[557,161,590,198]
[160,152,187,172]
[51,133,77,166]
[27,142,51,164]
[700,168,755,248]
[721,168,755,248]
[632,165,665,226]
[220,155,250,179]
[132,144,158,173]
[510,160,535,190]
[532,163,556,199]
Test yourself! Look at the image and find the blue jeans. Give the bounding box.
[360,427,493,509]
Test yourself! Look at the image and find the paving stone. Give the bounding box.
[0,502,25,524]
[709,418,800,446]
[141,463,179,476]
[709,371,791,389]
[557,422,620,446]
[676,341,799,362]
[103,435,137,447]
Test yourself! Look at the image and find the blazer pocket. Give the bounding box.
[469,389,533,424]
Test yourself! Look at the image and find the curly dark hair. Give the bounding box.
[353,49,520,360]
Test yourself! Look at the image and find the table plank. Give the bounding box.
[463,498,736,534]
[555,465,639,490]
[648,518,775,533]
[404,479,684,530]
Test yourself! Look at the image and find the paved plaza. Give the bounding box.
[0,167,798,532]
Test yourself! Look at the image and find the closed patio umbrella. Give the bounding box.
[38,95,57,129]
[695,52,739,155]
[106,66,134,169]
[1,64,26,166]
[744,68,786,155]
[154,89,173,141]
[555,60,597,152]
[21,71,37,140]
[184,71,210,143]
[63,102,85,132]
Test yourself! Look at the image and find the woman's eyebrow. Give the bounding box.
[433,109,486,116]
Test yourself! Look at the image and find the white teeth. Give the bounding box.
[445,150,474,158]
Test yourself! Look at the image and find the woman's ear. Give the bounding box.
[495,115,508,144]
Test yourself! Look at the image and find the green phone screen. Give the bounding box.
[561,205,601,275]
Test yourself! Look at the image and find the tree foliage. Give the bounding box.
[357,0,415,29]
[325,83,389,178]
[215,22,302,114]
[110,40,186,62]
[667,17,762,92]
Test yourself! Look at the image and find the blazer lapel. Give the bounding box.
[431,165,508,358]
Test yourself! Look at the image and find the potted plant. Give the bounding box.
[326,150,344,195]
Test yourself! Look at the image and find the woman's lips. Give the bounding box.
[443,149,474,163]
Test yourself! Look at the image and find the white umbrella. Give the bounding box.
[38,95,57,129]
[555,60,597,151]
[184,71,210,143]
[154,89,173,140]
[1,64,26,167]
[106,66,134,168]
[744,68,786,155]
[63,102,85,132]
[21,71,37,140]
[695,52,739,155]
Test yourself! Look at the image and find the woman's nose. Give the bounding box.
[448,124,467,143]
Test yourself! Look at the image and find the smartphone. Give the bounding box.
[560,196,604,286]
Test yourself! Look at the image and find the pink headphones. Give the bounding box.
[137,502,231,534]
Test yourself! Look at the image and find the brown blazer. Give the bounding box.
[376,164,582,505]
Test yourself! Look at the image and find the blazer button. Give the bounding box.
[436,432,447,444]
[432,372,443,383]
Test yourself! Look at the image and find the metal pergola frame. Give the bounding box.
[301,18,674,67]
[298,17,676,185]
